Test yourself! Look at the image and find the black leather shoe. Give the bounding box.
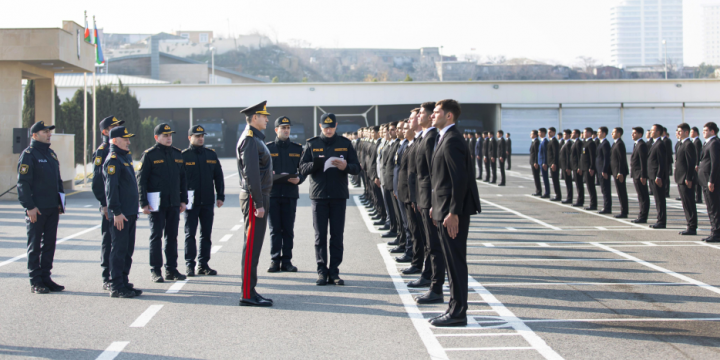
[316,274,327,286]
[597,209,611,214]
[165,270,187,281]
[430,314,467,327]
[390,246,405,253]
[381,232,398,238]
[407,277,431,288]
[197,265,217,275]
[649,223,666,229]
[489,181,496,184]
[110,288,135,298]
[373,220,385,225]
[43,278,65,292]
[706,237,720,243]
[371,216,383,221]
[675,197,682,201]
[377,225,390,231]
[126,284,142,296]
[31,283,50,294]
[614,214,628,218]
[428,312,448,322]
[267,261,281,273]
[631,218,647,224]
[540,194,550,199]
[532,193,541,196]
[561,200,572,204]
[402,266,421,275]
[415,290,443,304]
[498,183,505,186]
[255,293,273,303]
[328,274,345,285]
[281,262,298,272]
[679,229,697,236]
[395,255,412,263]
[572,203,583,207]
[239,296,272,307]
[186,266,196,277]
[151,271,164,283]
[387,239,399,246]
[550,197,561,201]
[584,206,597,211]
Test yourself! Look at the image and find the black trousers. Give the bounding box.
[383,188,398,232]
[407,203,429,273]
[100,213,112,282]
[419,208,445,294]
[26,207,59,284]
[703,186,720,236]
[268,197,297,263]
[241,193,269,300]
[584,171,597,207]
[148,206,180,272]
[483,158,490,181]
[394,196,410,254]
[476,157,483,179]
[184,204,214,268]
[664,171,671,197]
[678,184,698,229]
[506,153,511,169]
[312,198,346,277]
[696,182,703,203]
[574,170,585,205]
[437,214,470,319]
[550,168,561,198]
[541,167,550,196]
[563,170,573,202]
[614,177,629,215]
[490,160,497,183]
[599,176,612,211]
[634,178,650,220]
[532,167,542,194]
[498,159,506,184]
[649,180,667,224]
[373,184,386,221]
[109,214,137,291]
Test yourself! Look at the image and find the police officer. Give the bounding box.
[300,113,361,286]
[137,123,188,283]
[18,121,65,294]
[266,116,305,273]
[182,125,225,277]
[92,115,125,290]
[237,101,274,307]
[104,126,142,298]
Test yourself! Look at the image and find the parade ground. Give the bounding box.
[2,156,720,360]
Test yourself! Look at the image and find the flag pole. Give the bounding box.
[83,11,88,187]
[92,16,97,154]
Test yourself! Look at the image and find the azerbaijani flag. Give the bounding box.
[93,18,104,65]
[84,15,91,43]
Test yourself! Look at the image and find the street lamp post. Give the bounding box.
[662,39,668,80]
[210,46,215,84]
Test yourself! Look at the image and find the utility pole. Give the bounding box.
[210,47,215,84]
[662,39,668,80]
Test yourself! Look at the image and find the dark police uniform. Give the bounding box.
[104,127,141,298]
[237,101,274,307]
[183,125,225,276]
[17,121,65,294]
[137,123,188,282]
[299,113,361,285]
[266,116,305,272]
[91,115,125,288]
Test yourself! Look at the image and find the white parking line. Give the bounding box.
[475,317,720,324]
[596,226,607,230]
[538,243,550,247]
[506,227,518,231]
[130,305,164,328]
[0,224,101,268]
[481,198,561,231]
[483,243,495,247]
[482,282,692,287]
[219,234,233,242]
[445,347,535,351]
[527,195,647,229]
[211,245,222,254]
[467,258,630,263]
[96,341,129,360]
[166,280,188,294]
[230,224,242,231]
[224,172,238,179]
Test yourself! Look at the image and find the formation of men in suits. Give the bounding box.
[357,100,481,326]
[533,122,720,241]
[480,130,508,186]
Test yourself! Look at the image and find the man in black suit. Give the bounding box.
[475,132,483,180]
[646,130,655,196]
[558,132,566,180]
[648,124,667,228]
[596,127,612,214]
[571,129,585,207]
[428,99,481,327]
[483,132,491,182]
[409,101,446,304]
[489,131,498,183]
[505,133,512,170]
[692,127,703,204]
[630,127,650,223]
[699,122,720,242]
[547,127,562,201]
[580,128,598,210]
[663,127,674,198]
[391,120,413,257]
[496,130,506,186]
[675,123,698,235]
[529,130,541,196]
[593,131,601,185]
[559,129,574,204]
[610,127,629,218]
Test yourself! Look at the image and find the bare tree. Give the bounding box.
[486,55,506,64]
[576,56,597,73]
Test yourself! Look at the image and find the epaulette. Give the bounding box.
[208,148,215,152]
[292,142,303,147]
[306,136,318,142]
[144,146,153,153]
[266,141,274,146]
[110,152,117,159]
[182,148,190,153]
[24,146,33,154]
[173,146,182,152]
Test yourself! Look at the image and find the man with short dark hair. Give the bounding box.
[483,132,491,182]
[581,127,598,210]
[489,130,498,183]
[596,126,612,214]
[631,127,650,223]
[699,122,720,242]
[547,127,561,201]
[571,129,585,207]
[474,132,483,179]
[560,129,573,203]
[610,127,629,218]
[530,130,541,196]
[538,128,550,198]
[505,133,512,170]
[675,123,698,235]
[496,130,506,186]
[648,124,668,228]
[663,127,674,198]
[691,126,704,204]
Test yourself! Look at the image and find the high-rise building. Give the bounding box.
[610,0,684,68]
[703,4,720,65]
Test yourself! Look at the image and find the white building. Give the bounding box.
[610,0,684,68]
[703,4,720,65]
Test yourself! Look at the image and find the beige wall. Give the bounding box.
[0,62,23,199]
[52,134,75,191]
[159,64,208,84]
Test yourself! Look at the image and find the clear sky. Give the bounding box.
[3,0,717,66]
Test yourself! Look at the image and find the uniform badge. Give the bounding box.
[164,125,171,130]
[324,118,333,124]
[94,157,102,166]
[51,153,58,161]
[19,164,29,175]
[108,165,116,175]
[247,130,254,137]
[197,126,204,132]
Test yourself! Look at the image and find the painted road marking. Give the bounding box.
[211,245,222,254]
[596,226,607,230]
[130,305,164,328]
[483,243,495,247]
[230,224,242,231]
[96,341,129,360]
[538,242,550,247]
[481,198,561,230]
[224,172,238,179]
[353,196,383,234]
[0,224,100,268]
[506,227,518,231]
[527,194,647,229]
[166,280,188,294]
[467,258,630,263]
[474,317,720,324]
[219,234,233,242]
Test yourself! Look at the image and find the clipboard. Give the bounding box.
[273,173,299,182]
[58,193,66,213]
[186,190,195,210]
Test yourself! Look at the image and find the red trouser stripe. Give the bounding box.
[243,195,255,299]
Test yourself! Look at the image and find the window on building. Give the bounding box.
[181,33,189,39]
[200,33,209,43]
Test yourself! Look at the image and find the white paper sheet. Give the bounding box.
[186,190,195,210]
[147,192,160,212]
[59,192,65,212]
[324,157,343,172]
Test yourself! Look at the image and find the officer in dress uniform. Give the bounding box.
[300,113,361,286]
[182,125,225,277]
[265,116,305,273]
[104,126,142,298]
[92,115,125,290]
[17,121,65,294]
[237,101,274,307]
[137,123,188,283]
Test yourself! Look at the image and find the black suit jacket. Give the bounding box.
[408,135,422,204]
[674,139,697,185]
[397,140,411,202]
[648,140,667,180]
[610,139,629,176]
[489,137,497,158]
[571,139,583,171]
[506,138,512,154]
[663,137,674,170]
[416,128,438,209]
[630,139,649,180]
[694,138,703,164]
[596,139,611,175]
[497,138,506,160]
[559,139,572,170]
[382,139,400,191]
[699,137,720,186]
[482,136,489,159]
[581,140,596,171]
[647,138,654,147]
[548,137,560,167]
[529,138,539,166]
[431,126,481,221]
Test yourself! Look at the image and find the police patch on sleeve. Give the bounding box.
[247,130,254,137]
[19,164,28,175]
[108,165,116,175]
[94,157,102,166]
